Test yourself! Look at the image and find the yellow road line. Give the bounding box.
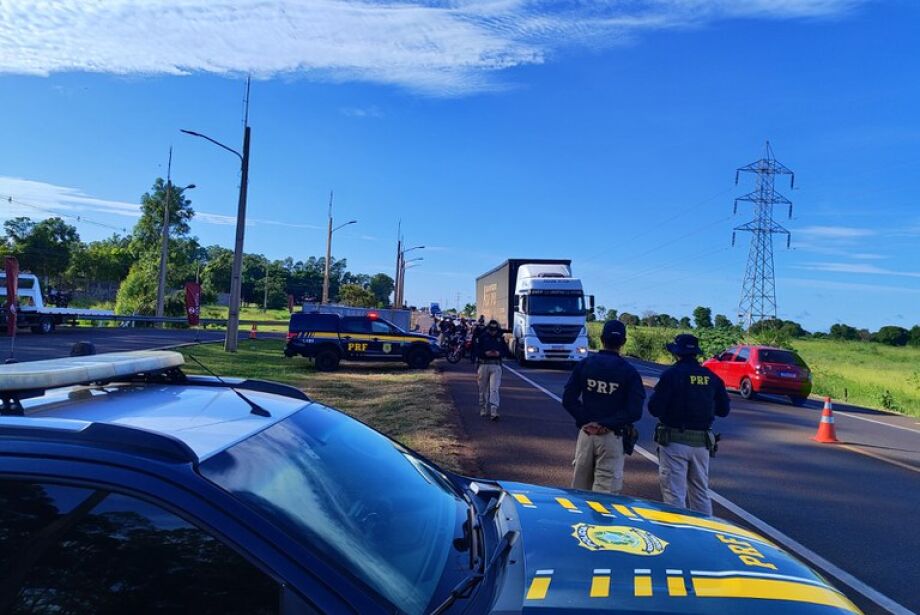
[839,444,920,475]
[692,577,861,613]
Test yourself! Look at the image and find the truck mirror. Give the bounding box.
[513,295,521,311]
[588,295,595,310]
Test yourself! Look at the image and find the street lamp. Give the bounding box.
[322,191,357,304]
[180,122,250,352]
[396,246,424,307]
[155,146,195,319]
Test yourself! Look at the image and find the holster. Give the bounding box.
[706,431,722,457]
[622,424,639,456]
[653,423,671,446]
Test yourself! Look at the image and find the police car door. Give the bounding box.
[340,317,373,358]
[368,319,402,358]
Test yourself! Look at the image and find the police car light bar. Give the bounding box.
[0,351,185,393]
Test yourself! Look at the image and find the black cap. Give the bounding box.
[667,333,702,356]
[601,319,627,342]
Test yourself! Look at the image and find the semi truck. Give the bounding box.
[475,259,593,365]
[0,273,115,334]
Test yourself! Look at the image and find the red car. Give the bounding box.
[703,344,813,406]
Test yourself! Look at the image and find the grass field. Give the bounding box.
[587,322,920,416]
[177,339,472,472]
[200,305,291,332]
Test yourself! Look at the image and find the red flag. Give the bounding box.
[5,257,19,337]
[185,282,201,326]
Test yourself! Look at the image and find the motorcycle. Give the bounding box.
[445,333,471,364]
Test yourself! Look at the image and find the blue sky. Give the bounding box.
[0,0,917,331]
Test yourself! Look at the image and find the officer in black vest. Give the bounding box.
[648,333,730,515]
[562,320,645,493]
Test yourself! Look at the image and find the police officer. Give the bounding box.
[475,319,507,421]
[470,316,486,364]
[562,320,645,494]
[648,333,730,515]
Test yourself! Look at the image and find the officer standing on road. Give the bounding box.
[470,316,486,364]
[475,319,507,421]
[648,333,730,515]
[562,320,645,494]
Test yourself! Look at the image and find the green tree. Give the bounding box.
[714,314,732,329]
[368,273,395,307]
[66,234,133,284]
[692,306,713,329]
[594,305,608,322]
[619,312,639,326]
[679,316,692,329]
[462,303,476,317]
[338,283,377,307]
[829,323,859,341]
[131,179,195,253]
[605,308,618,322]
[872,325,909,346]
[201,246,233,295]
[4,216,81,282]
[908,325,920,347]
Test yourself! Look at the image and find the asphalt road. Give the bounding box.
[440,358,920,615]
[0,327,263,362]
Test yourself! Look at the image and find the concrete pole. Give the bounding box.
[155,147,172,319]
[224,125,250,352]
[322,192,333,304]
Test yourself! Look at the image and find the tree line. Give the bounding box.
[1,179,394,315]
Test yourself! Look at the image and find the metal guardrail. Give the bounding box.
[68,314,290,327]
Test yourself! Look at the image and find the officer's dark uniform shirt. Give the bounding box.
[563,350,645,429]
[648,357,730,430]
[475,331,507,362]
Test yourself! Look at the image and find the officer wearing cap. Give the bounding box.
[562,320,645,494]
[475,319,508,421]
[648,333,730,515]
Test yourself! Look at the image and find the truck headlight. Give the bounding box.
[526,346,537,353]
[577,347,588,354]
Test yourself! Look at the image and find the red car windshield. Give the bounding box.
[758,349,806,367]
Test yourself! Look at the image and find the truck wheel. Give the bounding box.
[405,347,432,369]
[515,343,529,368]
[739,377,754,400]
[32,317,55,335]
[315,349,341,372]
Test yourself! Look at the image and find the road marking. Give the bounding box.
[502,362,915,615]
[839,444,920,475]
[833,410,920,435]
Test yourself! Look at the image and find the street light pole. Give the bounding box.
[226,124,251,351]
[396,245,424,307]
[322,191,333,304]
[155,147,173,319]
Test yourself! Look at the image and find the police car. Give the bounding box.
[284,311,442,371]
[0,351,860,614]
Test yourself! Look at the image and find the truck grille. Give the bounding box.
[533,324,582,344]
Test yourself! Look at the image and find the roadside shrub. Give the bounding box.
[873,326,909,347]
[697,327,742,358]
[624,328,671,362]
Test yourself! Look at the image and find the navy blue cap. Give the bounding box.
[601,319,627,341]
[667,333,702,356]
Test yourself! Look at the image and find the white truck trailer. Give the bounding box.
[475,259,594,365]
[0,273,114,334]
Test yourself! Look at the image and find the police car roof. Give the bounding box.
[0,352,311,462]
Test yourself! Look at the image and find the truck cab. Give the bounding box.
[512,264,592,364]
[0,273,114,334]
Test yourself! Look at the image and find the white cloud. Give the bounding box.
[340,106,384,118]
[798,225,875,239]
[796,262,920,279]
[0,0,863,95]
[0,175,325,233]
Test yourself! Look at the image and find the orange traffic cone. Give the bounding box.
[249,323,258,339]
[812,397,840,443]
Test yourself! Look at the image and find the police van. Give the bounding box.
[284,311,442,371]
[0,351,861,614]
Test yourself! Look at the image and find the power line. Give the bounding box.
[1,193,128,233]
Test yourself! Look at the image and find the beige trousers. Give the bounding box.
[658,442,712,515]
[572,429,624,494]
[477,363,502,417]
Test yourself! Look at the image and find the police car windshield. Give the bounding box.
[527,294,585,316]
[199,406,467,614]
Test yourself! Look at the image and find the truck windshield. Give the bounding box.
[527,294,585,316]
[199,406,468,614]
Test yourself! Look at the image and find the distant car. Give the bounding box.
[284,311,441,371]
[0,351,860,615]
[703,345,813,406]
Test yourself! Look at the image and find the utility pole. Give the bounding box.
[263,259,269,310]
[155,147,173,319]
[323,191,334,304]
[732,141,795,329]
[394,221,402,308]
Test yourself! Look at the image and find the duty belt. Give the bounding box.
[657,425,708,447]
[478,359,501,365]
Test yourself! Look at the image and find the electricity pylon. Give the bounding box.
[732,141,795,329]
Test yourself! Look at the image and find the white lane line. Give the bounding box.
[833,410,920,435]
[502,363,915,615]
[839,444,920,475]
